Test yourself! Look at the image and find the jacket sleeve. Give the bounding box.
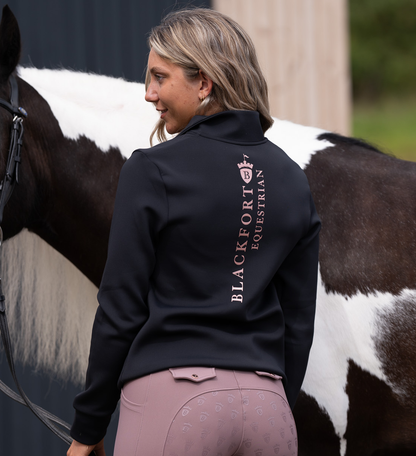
[70,151,167,444]
[274,193,320,409]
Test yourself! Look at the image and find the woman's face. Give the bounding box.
[145,49,206,135]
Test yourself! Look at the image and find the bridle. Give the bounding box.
[0,74,74,446]
[0,74,26,226]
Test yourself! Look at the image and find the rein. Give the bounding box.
[0,74,74,447]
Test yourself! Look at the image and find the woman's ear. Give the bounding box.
[198,70,213,100]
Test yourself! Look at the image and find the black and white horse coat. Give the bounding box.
[0,7,415,454]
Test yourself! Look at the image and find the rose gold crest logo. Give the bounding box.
[237,155,253,184]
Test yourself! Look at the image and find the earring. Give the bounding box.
[200,96,205,103]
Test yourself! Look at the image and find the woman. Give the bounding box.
[68,8,320,456]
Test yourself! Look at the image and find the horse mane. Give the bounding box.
[3,231,98,384]
[18,66,160,156]
[318,132,387,155]
[2,68,158,385]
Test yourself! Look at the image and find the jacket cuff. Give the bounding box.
[70,411,110,445]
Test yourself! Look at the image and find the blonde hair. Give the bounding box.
[146,8,273,144]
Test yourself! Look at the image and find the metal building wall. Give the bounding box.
[0,2,209,455]
[0,359,116,455]
[6,0,208,82]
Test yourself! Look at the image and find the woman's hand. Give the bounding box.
[67,438,106,456]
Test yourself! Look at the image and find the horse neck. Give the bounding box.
[14,69,159,286]
[20,84,126,286]
[37,134,125,287]
[0,79,126,384]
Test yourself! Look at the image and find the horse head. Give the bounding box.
[0,5,28,237]
[0,6,61,242]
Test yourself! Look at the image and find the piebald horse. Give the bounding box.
[0,6,415,456]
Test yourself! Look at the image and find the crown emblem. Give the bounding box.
[237,155,253,184]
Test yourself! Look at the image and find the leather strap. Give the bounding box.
[0,278,73,444]
[0,76,27,117]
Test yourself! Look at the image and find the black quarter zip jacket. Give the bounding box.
[71,110,321,444]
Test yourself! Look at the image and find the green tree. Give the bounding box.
[350,0,416,100]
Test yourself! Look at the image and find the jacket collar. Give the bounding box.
[179,110,266,144]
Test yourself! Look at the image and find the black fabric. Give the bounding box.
[71,110,321,445]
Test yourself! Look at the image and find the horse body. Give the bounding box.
[1,6,416,456]
[301,136,416,455]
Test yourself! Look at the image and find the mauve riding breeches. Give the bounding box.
[113,368,297,456]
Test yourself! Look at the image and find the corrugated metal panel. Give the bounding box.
[0,357,119,454]
[0,1,210,455]
[7,0,210,82]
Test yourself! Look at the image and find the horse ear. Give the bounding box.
[0,5,21,83]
